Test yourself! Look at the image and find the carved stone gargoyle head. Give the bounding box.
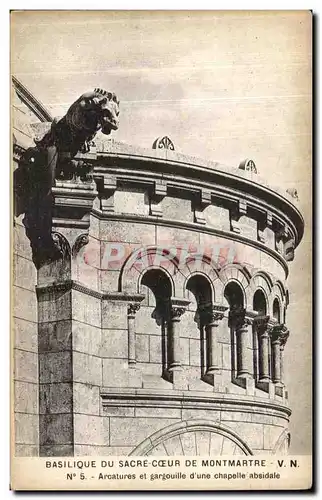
[66,87,120,137]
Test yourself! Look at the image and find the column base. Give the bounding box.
[203,371,223,392]
[234,375,255,394]
[168,362,182,372]
[126,366,142,388]
[274,383,285,398]
[172,369,188,390]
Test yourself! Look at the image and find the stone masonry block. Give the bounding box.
[38,290,71,323]
[73,321,101,356]
[72,290,101,328]
[39,414,73,445]
[263,425,286,450]
[101,329,127,359]
[224,422,264,450]
[13,254,37,291]
[100,270,120,292]
[73,352,102,386]
[100,220,156,245]
[14,318,37,353]
[102,358,141,388]
[39,382,73,414]
[38,320,72,353]
[114,190,149,216]
[13,223,33,260]
[156,226,200,246]
[15,413,39,445]
[102,302,128,329]
[189,338,201,367]
[136,306,161,335]
[39,352,72,384]
[109,417,179,447]
[15,445,39,457]
[149,335,162,364]
[162,196,193,223]
[14,349,38,383]
[136,334,149,363]
[13,286,37,323]
[74,414,110,446]
[73,382,100,415]
[40,444,74,457]
[15,381,38,414]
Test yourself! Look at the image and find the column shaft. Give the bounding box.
[258,332,270,382]
[272,340,281,383]
[169,317,181,370]
[236,324,252,378]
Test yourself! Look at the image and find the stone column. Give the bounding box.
[232,309,255,380]
[203,304,228,374]
[168,298,190,372]
[279,327,290,386]
[127,303,141,365]
[254,316,270,383]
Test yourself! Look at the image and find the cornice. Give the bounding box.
[36,280,145,302]
[91,210,289,277]
[94,150,304,245]
[100,387,291,419]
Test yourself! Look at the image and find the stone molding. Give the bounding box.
[100,388,292,419]
[129,419,253,456]
[91,210,290,277]
[94,149,303,247]
[36,279,145,303]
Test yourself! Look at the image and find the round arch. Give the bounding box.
[119,246,178,296]
[129,419,253,456]
[219,264,251,309]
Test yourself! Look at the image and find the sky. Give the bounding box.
[11,10,312,454]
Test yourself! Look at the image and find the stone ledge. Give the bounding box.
[100,388,291,419]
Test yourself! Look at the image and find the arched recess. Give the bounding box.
[273,297,281,323]
[119,246,178,296]
[178,255,222,301]
[253,289,268,316]
[252,289,268,382]
[224,281,245,380]
[129,419,253,456]
[139,268,173,378]
[219,264,251,309]
[250,272,273,314]
[272,429,291,455]
[185,274,213,378]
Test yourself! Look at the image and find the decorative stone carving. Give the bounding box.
[152,136,175,151]
[193,189,212,225]
[230,199,247,234]
[72,233,89,259]
[239,158,257,173]
[286,188,299,200]
[14,88,119,267]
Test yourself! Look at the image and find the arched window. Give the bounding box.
[224,282,244,311]
[252,290,268,381]
[186,275,212,378]
[253,289,267,316]
[140,269,172,379]
[224,282,244,380]
[273,298,281,323]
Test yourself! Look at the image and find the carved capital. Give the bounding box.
[231,308,257,330]
[170,298,190,321]
[254,315,276,336]
[72,233,89,259]
[128,303,141,318]
[200,303,228,326]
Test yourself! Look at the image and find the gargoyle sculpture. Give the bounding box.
[14,88,119,267]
